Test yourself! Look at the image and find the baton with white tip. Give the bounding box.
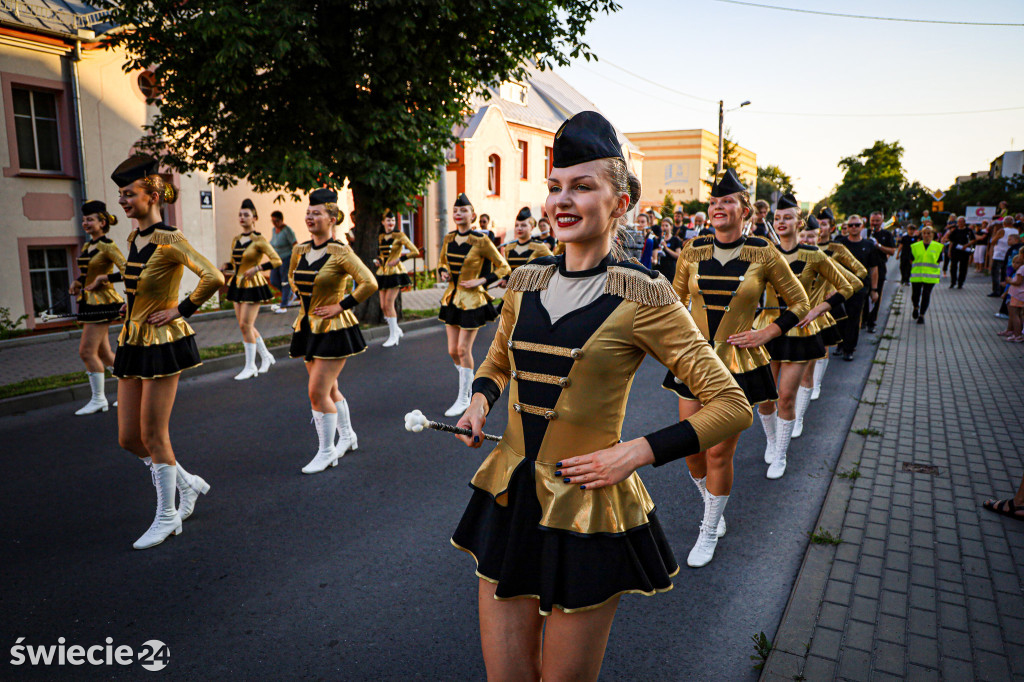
[403,410,502,442]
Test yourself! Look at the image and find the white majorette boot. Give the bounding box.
[234,342,259,380]
[793,386,813,438]
[811,357,828,400]
[255,335,276,374]
[687,492,729,568]
[690,474,726,537]
[334,398,358,458]
[75,372,109,415]
[175,460,210,521]
[444,365,471,417]
[759,410,777,464]
[382,317,403,348]
[302,410,339,474]
[133,463,182,549]
[768,417,795,479]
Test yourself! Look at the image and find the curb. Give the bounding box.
[760,278,899,680]
[0,317,439,418]
[0,306,277,351]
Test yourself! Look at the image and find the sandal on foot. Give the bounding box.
[982,498,1024,522]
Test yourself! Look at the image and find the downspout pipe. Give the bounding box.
[70,35,89,207]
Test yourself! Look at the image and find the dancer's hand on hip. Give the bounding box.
[556,438,655,490]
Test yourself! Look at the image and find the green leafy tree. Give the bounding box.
[682,199,708,216]
[659,192,676,220]
[104,0,621,321]
[941,175,1024,216]
[832,140,910,218]
[755,164,794,203]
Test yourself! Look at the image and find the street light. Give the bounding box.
[717,100,751,175]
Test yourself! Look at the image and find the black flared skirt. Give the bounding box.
[765,333,827,363]
[226,280,274,304]
[289,318,366,361]
[438,302,497,330]
[376,272,412,290]
[663,363,778,406]
[77,301,123,324]
[451,460,678,616]
[818,323,843,348]
[113,335,201,379]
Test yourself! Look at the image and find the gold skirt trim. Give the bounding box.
[301,347,368,362]
[450,539,679,616]
[115,364,199,380]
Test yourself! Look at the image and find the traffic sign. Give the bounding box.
[932,201,943,212]
[931,189,945,201]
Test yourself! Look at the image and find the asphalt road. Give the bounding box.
[0,284,891,680]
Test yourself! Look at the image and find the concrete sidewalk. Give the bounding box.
[0,287,446,387]
[763,272,1024,680]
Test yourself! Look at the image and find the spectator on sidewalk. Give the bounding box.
[973,221,990,273]
[998,251,1024,342]
[989,216,1019,296]
[997,234,1023,321]
[658,217,682,280]
[942,216,973,289]
[269,211,297,312]
[983,470,1024,521]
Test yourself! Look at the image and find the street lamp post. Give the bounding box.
[717,100,751,175]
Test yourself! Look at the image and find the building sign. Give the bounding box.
[199,191,213,209]
[663,163,692,188]
[965,206,996,224]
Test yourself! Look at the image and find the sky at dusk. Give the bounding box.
[556,0,1024,202]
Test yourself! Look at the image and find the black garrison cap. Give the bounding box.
[805,214,820,230]
[309,188,338,205]
[818,207,835,222]
[82,200,107,215]
[515,206,532,221]
[552,111,623,168]
[382,209,395,219]
[241,198,256,211]
[454,193,472,207]
[110,154,159,188]
[709,168,746,198]
[776,193,799,211]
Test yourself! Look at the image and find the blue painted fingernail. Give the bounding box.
[563,477,570,484]
[473,436,479,443]
[555,470,561,476]
[556,462,562,467]
[580,485,587,490]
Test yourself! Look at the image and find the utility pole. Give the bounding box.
[717,100,724,175]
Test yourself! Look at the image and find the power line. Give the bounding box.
[712,0,1024,27]
[599,58,718,103]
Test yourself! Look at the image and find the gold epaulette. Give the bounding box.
[684,242,714,261]
[127,229,138,244]
[795,246,822,263]
[149,229,184,245]
[508,262,556,291]
[738,243,775,264]
[294,242,311,255]
[325,243,347,257]
[605,266,679,306]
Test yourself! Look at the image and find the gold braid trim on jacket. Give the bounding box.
[126,228,185,246]
[683,243,713,261]
[507,262,556,292]
[294,242,312,255]
[605,266,679,306]
[738,243,775,264]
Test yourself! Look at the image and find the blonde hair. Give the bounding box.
[323,203,342,223]
[601,157,641,213]
[138,174,178,205]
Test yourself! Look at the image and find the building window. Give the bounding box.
[13,88,61,172]
[487,154,501,196]
[28,247,73,318]
[137,70,161,100]
[544,146,553,176]
[518,141,528,180]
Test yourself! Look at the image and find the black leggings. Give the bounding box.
[912,282,935,316]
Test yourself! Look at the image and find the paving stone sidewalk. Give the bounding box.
[0,287,445,386]
[763,272,1024,680]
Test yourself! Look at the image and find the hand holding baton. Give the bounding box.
[403,410,502,442]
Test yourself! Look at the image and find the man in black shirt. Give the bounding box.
[751,199,771,238]
[836,214,880,360]
[943,216,973,288]
[864,211,895,333]
[897,223,920,285]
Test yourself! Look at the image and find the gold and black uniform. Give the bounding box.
[75,236,127,324]
[754,244,856,362]
[504,239,553,274]
[375,231,420,290]
[225,231,282,303]
[452,255,751,615]
[820,239,868,324]
[112,223,225,379]
[662,235,810,404]
[809,257,861,347]
[288,239,378,361]
[437,229,510,329]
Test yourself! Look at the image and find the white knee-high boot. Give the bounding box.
[811,357,828,400]
[768,417,795,479]
[793,386,813,438]
[175,460,210,521]
[75,372,109,415]
[133,463,182,549]
[759,410,777,464]
[690,474,726,537]
[334,398,358,456]
[255,335,275,374]
[303,410,339,474]
[445,365,471,417]
[235,343,258,380]
[383,317,402,347]
[687,492,729,568]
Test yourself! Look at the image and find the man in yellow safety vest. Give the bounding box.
[910,226,944,325]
